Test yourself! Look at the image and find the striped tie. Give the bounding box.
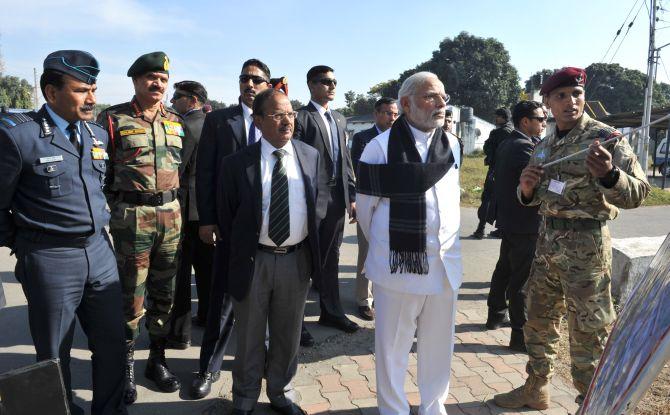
[269,149,290,246]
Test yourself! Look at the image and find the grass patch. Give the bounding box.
[460,154,487,208]
[643,185,670,206]
[459,154,670,207]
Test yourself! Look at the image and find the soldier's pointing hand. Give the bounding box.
[519,165,544,199]
[586,140,613,178]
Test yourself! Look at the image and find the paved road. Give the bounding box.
[0,206,668,414]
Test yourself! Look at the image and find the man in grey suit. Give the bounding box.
[166,80,212,349]
[217,89,328,415]
[294,65,358,342]
[349,97,398,320]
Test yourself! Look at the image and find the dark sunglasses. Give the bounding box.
[315,78,337,87]
[239,74,268,84]
[172,92,190,100]
[529,116,548,122]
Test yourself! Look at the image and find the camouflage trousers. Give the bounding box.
[524,224,616,395]
[109,198,182,342]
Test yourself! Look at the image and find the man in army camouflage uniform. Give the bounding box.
[98,52,188,404]
[494,67,651,410]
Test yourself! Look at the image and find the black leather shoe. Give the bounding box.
[358,305,375,321]
[190,370,220,399]
[145,341,181,392]
[485,310,509,330]
[471,229,484,239]
[318,315,359,333]
[232,409,253,415]
[124,342,137,405]
[488,229,502,238]
[270,402,307,415]
[300,325,314,347]
[165,338,191,350]
[509,329,527,353]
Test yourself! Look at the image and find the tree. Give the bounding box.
[525,69,557,94]
[367,32,521,118]
[208,100,229,110]
[290,99,305,110]
[337,90,379,116]
[0,75,33,109]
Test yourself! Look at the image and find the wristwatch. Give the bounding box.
[599,165,620,188]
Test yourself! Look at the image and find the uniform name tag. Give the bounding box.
[548,179,566,195]
[39,155,64,164]
[119,128,146,136]
[163,121,184,137]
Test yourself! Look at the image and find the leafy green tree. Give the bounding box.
[338,90,379,116]
[525,69,557,94]
[208,99,229,110]
[367,32,521,118]
[289,99,305,110]
[0,75,33,109]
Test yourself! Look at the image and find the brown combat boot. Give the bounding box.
[494,374,550,410]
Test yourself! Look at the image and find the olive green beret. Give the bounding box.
[127,51,170,77]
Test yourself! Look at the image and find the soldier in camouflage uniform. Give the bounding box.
[494,67,650,410]
[98,52,188,404]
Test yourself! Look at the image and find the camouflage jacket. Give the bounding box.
[98,98,186,195]
[518,113,650,220]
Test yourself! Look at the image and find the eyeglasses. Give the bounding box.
[315,78,337,87]
[171,92,190,100]
[529,116,548,122]
[414,93,450,104]
[239,74,268,84]
[378,110,399,117]
[263,111,297,121]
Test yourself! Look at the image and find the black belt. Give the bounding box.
[545,217,604,231]
[16,229,97,247]
[257,240,304,255]
[120,189,178,206]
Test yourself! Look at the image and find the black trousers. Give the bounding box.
[198,241,235,374]
[477,170,495,226]
[316,181,347,319]
[14,231,127,415]
[487,231,538,331]
[168,220,215,343]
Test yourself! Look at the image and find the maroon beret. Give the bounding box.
[540,67,586,96]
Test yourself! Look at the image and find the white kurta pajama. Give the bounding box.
[357,124,462,415]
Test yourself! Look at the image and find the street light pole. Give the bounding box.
[640,0,657,173]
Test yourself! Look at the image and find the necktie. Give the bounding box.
[268,149,290,246]
[66,122,80,154]
[324,111,340,178]
[247,121,256,146]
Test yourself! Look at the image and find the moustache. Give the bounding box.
[244,88,255,94]
[432,109,445,117]
[149,86,163,93]
[80,105,94,112]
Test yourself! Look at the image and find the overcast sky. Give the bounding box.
[1,0,668,111]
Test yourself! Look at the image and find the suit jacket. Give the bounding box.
[294,102,356,211]
[493,130,540,234]
[350,125,379,173]
[180,108,206,221]
[483,122,514,167]
[216,139,329,301]
[196,105,247,225]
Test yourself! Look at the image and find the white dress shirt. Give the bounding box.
[45,104,81,144]
[241,102,262,144]
[356,124,463,294]
[258,138,308,247]
[310,100,337,152]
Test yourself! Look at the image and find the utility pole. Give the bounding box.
[33,68,39,109]
[641,0,658,175]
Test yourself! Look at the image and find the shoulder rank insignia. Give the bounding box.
[162,120,184,137]
[0,112,34,129]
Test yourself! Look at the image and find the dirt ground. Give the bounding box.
[555,319,670,414]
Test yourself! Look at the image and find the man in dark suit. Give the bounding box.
[166,80,211,349]
[294,65,359,338]
[472,108,514,239]
[218,89,327,415]
[485,100,546,351]
[349,97,398,321]
[192,59,271,398]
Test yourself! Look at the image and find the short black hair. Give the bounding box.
[495,107,511,121]
[512,100,544,128]
[241,59,271,80]
[40,69,66,98]
[252,88,286,116]
[445,109,453,117]
[174,80,208,103]
[374,97,396,111]
[306,65,334,83]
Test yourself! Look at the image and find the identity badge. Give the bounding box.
[548,179,566,195]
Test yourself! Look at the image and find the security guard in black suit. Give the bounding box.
[0,51,127,415]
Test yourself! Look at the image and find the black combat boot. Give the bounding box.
[145,338,181,392]
[471,221,485,239]
[509,329,527,353]
[124,341,138,404]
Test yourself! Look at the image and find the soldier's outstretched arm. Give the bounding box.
[596,137,651,209]
[0,130,21,248]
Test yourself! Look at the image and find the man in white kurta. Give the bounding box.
[357,72,462,415]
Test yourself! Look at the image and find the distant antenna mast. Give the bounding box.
[640,0,658,173]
